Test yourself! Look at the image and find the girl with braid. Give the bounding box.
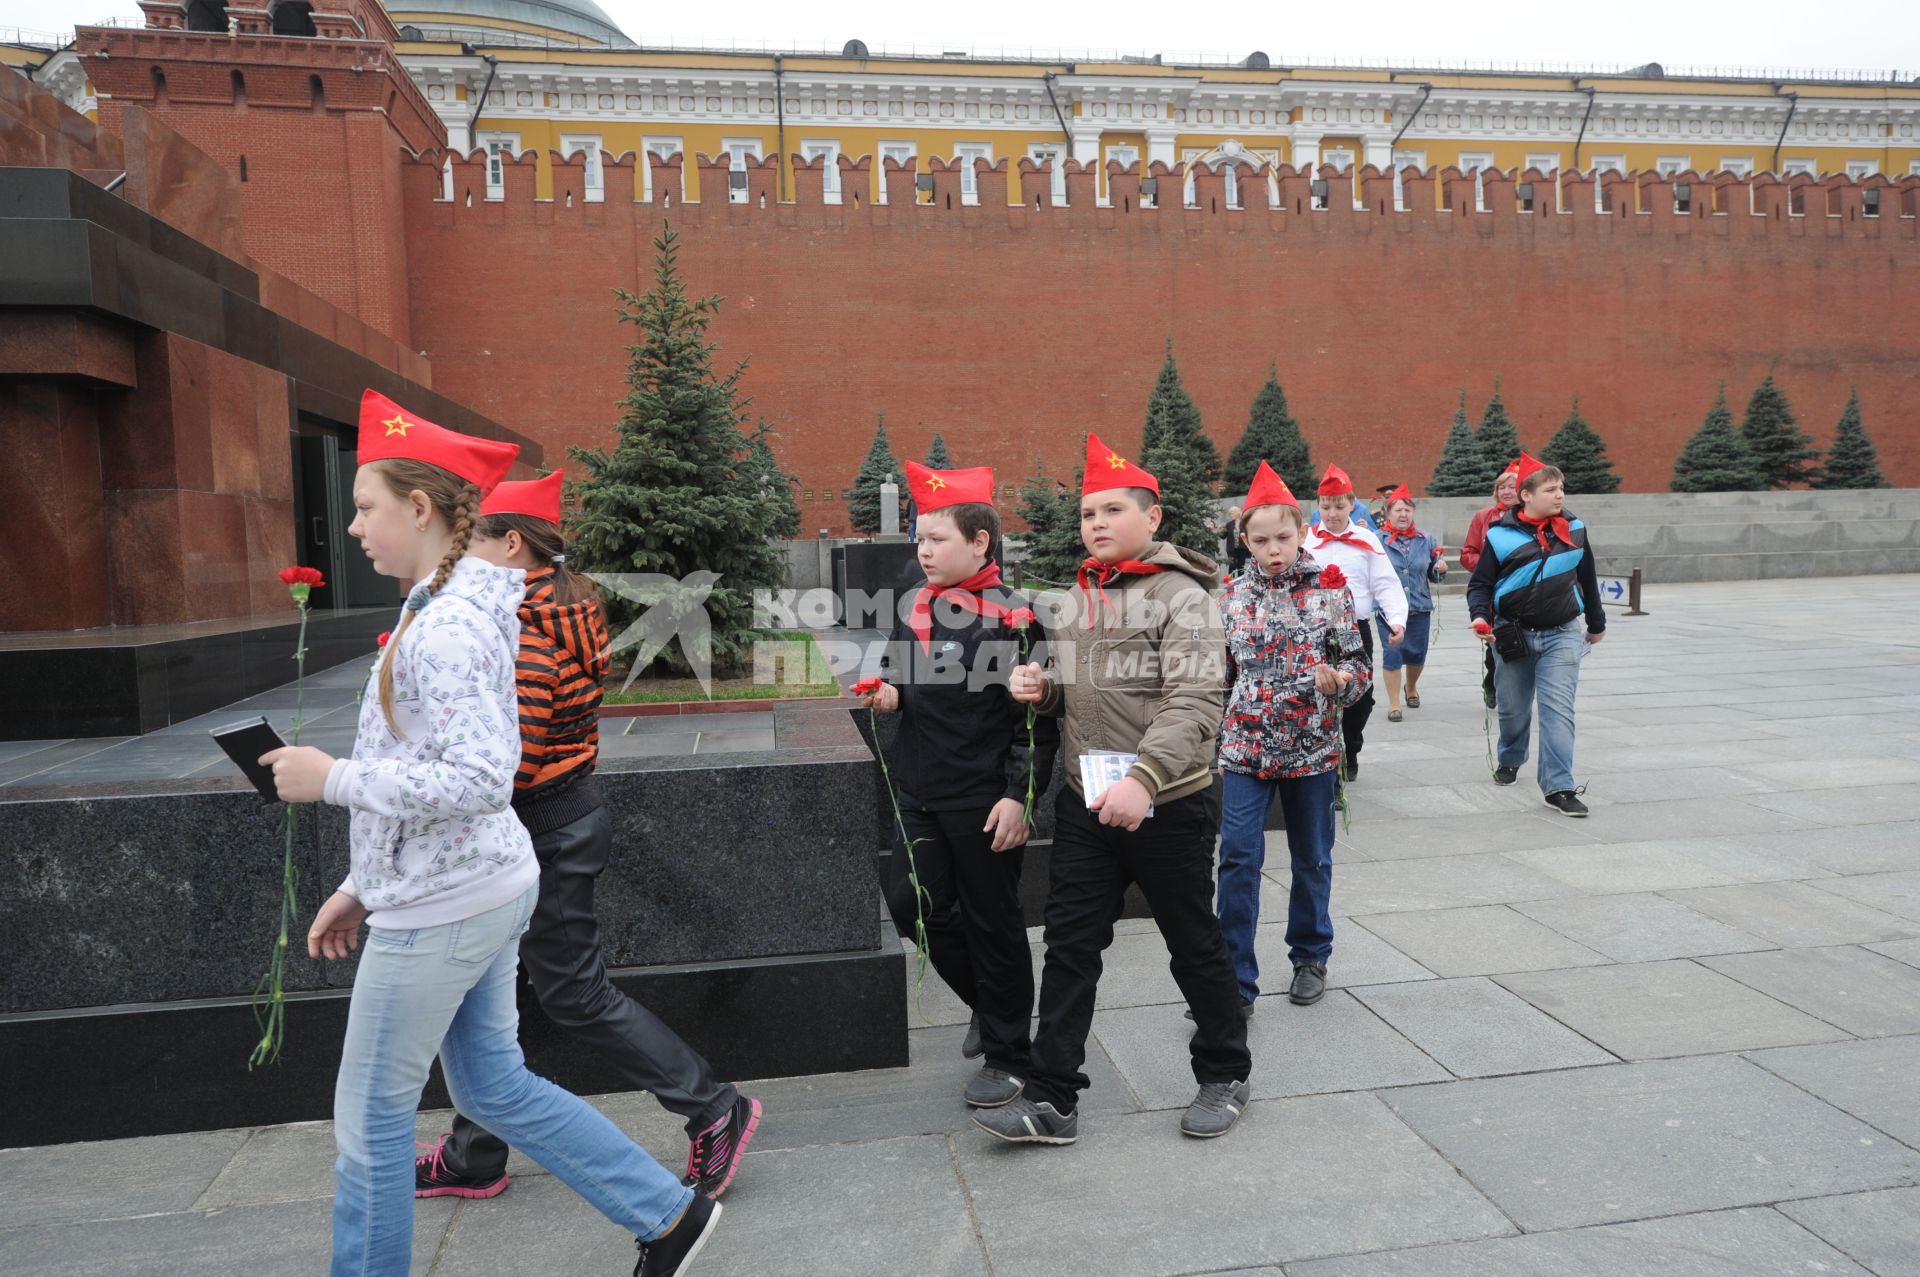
[263,391,721,1277]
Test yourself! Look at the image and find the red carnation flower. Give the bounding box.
[1008,607,1036,630]
[1319,565,1347,589]
[277,565,324,588]
[851,677,884,697]
[376,631,392,649]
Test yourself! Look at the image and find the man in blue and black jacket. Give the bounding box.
[1466,453,1607,817]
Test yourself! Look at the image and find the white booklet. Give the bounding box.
[1080,751,1155,817]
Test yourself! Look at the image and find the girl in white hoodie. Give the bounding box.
[263,392,721,1277]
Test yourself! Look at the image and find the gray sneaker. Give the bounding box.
[972,1096,1078,1144]
[963,1066,1025,1109]
[1180,1080,1250,1139]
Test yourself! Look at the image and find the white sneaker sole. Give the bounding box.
[674,1199,723,1274]
[971,1113,1076,1144]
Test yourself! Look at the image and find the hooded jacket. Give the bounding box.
[324,556,537,929]
[509,566,611,834]
[1033,541,1226,806]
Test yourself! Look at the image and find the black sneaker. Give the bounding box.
[963,1066,1025,1108]
[1180,1080,1250,1138]
[634,1193,722,1277]
[972,1096,1078,1144]
[1482,684,1497,710]
[1343,756,1360,782]
[1183,998,1255,1022]
[413,1135,509,1199]
[684,1095,762,1199]
[961,1012,984,1060]
[1288,963,1328,1006]
[1493,765,1518,786]
[1545,790,1590,817]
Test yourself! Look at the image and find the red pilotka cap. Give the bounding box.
[1317,464,1354,497]
[903,460,996,511]
[1082,433,1158,497]
[1385,482,1414,506]
[480,470,563,524]
[358,390,519,496]
[1242,460,1300,510]
[1512,451,1548,485]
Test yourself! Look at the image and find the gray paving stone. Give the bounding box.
[1778,1188,1920,1277]
[1867,937,1920,969]
[1703,947,1920,1038]
[1741,785,1920,829]
[1663,881,1920,948]
[1513,892,1772,962]
[1535,799,1822,845]
[1091,992,1447,1109]
[0,1195,442,1276]
[1748,1035,1920,1148]
[1350,977,1617,1077]
[1321,921,1439,989]
[1361,781,1552,819]
[1337,811,1601,861]
[1287,1206,1874,1277]
[1382,1055,1920,1232]
[1352,906,1612,978]
[1507,837,1828,895]
[0,1129,247,1229]
[1575,766,1783,805]
[437,1135,988,1277]
[1812,871,1920,924]
[1736,756,1920,791]
[1494,960,1849,1060]
[1328,853,1582,914]
[956,1093,1511,1276]
[1757,823,1920,875]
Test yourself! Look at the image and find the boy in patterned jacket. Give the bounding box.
[1214,462,1371,1010]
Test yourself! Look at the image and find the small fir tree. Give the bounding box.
[1540,397,1622,494]
[1814,389,1890,489]
[924,433,955,468]
[1671,386,1764,493]
[847,413,904,533]
[1740,372,1822,488]
[1141,341,1222,488]
[1472,379,1524,490]
[746,422,803,540]
[1428,392,1484,496]
[1224,364,1313,499]
[1014,451,1086,584]
[568,224,785,677]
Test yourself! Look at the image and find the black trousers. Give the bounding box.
[443,802,737,1179]
[1025,789,1251,1112]
[887,800,1033,1073]
[1342,618,1376,763]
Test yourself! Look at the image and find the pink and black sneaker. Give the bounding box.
[683,1095,762,1199]
[413,1134,509,1199]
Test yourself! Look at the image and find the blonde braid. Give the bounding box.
[376,479,480,736]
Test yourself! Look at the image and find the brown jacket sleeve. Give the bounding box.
[1126,577,1226,800]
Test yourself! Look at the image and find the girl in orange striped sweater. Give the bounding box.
[413,472,762,1206]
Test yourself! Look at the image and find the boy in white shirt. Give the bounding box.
[1302,464,1409,781]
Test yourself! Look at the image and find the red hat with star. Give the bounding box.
[357,389,519,496]
[1242,460,1299,510]
[1512,451,1548,485]
[480,470,563,524]
[1317,464,1355,497]
[1384,482,1414,506]
[1082,433,1158,498]
[903,460,995,512]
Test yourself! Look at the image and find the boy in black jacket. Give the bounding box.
[864,461,1059,1109]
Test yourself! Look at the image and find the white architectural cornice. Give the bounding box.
[30,50,97,116]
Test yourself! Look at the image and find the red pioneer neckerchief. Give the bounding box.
[909,562,1009,652]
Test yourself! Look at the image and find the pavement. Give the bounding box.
[5,575,1920,1275]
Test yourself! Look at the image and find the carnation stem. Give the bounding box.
[249,599,309,1070]
[869,705,934,1022]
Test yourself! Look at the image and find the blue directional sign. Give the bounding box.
[1597,577,1628,601]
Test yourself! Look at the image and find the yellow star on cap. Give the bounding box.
[923,475,947,493]
[383,414,414,437]
[1106,451,1129,470]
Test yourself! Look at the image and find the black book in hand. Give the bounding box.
[211,716,289,803]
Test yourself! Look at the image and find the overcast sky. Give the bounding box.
[9,0,1918,76]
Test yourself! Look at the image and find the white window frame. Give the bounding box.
[642,136,683,203]
[722,137,763,204]
[477,131,519,200]
[801,139,842,203]
[1719,157,1753,177]
[1391,148,1426,210]
[1656,155,1690,177]
[559,134,604,202]
[1782,158,1817,177]
[1845,160,1877,180]
[1525,152,1560,176]
[955,142,991,205]
[1103,144,1140,205]
[1592,155,1626,212]
[1910,160,1920,177]
[1322,147,1355,174]
[1028,143,1068,204]
[877,140,916,204]
[1459,151,1492,212]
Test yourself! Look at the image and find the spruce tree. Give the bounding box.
[1671,386,1764,493]
[1814,389,1890,489]
[1141,341,1222,488]
[1014,452,1086,584]
[568,224,785,677]
[1428,392,1484,496]
[847,413,903,533]
[1540,396,1622,494]
[1472,380,1524,490]
[1224,364,1313,499]
[924,433,954,468]
[746,422,803,540]
[1740,372,1822,488]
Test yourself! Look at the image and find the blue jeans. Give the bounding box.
[1215,769,1338,1001]
[330,886,692,1277]
[1493,618,1583,796]
[1378,610,1432,670]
